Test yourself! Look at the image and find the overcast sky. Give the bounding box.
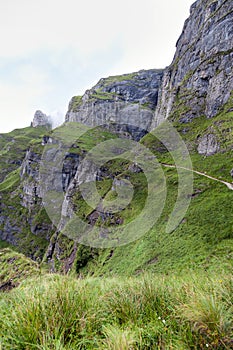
[0,0,194,133]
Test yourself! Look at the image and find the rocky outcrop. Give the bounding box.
[154,0,233,125]
[197,133,220,155]
[65,70,164,140]
[20,149,42,208]
[0,216,22,246]
[32,110,52,129]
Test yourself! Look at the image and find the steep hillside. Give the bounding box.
[0,123,55,260]
[46,0,233,275]
[155,0,233,124]
[1,1,232,349]
[0,126,49,183]
[0,0,232,278]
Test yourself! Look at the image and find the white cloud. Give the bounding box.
[0,65,51,131]
[0,0,193,61]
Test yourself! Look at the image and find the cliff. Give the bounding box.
[155,0,233,124]
[0,0,232,274]
[65,69,164,140]
[0,126,55,260]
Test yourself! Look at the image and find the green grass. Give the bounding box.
[0,272,232,349]
[81,164,232,276]
[0,240,15,250]
[100,72,138,85]
[0,125,48,183]
[69,96,83,111]
[0,248,39,290]
[0,168,20,191]
[90,89,116,101]
[39,111,233,275]
[55,139,232,277]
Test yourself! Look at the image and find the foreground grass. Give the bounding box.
[0,272,232,349]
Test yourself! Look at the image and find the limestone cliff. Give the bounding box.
[154,0,233,125]
[65,70,164,140]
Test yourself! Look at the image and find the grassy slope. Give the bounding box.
[0,90,232,349]
[66,107,233,277]
[0,126,53,260]
[0,110,232,275]
[0,248,39,291]
[0,126,49,182]
[74,162,232,276]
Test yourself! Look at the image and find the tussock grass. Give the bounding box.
[0,272,232,349]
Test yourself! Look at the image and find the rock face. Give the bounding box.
[154,0,233,125]
[197,133,220,156]
[20,149,42,208]
[32,110,52,128]
[65,70,164,140]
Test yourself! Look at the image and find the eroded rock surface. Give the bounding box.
[32,110,52,129]
[154,0,233,124]
[65,70,164,140]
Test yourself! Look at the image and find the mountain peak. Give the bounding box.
[32,110,52,128]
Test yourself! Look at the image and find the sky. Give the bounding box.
[0,0,194,133]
